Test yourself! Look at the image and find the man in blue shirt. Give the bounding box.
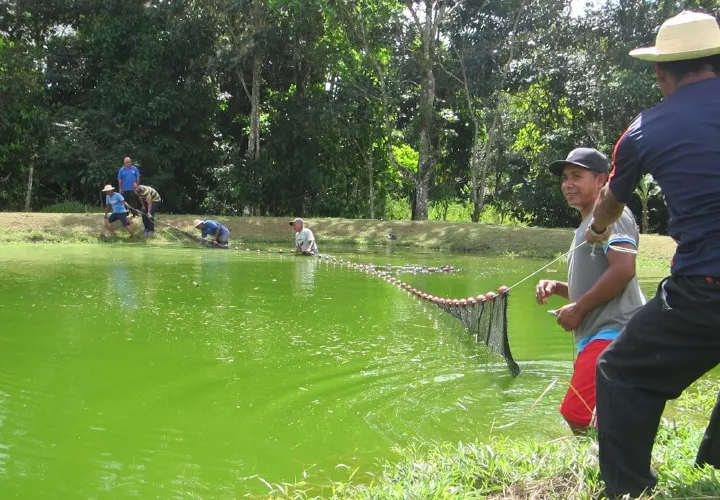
[194,219,230,248]
[585,11,720,498]
[117,157,141,217]
[102,185,135,238]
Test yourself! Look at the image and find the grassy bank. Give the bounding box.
[0,212,676,268]
[270,379,719,499]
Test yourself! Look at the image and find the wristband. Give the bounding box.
[589,219,610,238]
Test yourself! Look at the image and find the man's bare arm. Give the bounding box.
[592,186,626,231]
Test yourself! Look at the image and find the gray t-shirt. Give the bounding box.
[567,207,646,342]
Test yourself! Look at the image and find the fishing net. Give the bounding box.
[319,254,520,377]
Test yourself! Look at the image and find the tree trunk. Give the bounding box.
[367,153,375,219]
[642,203,649,234]
[470,126,482,222]
[25,163,34,212]
[413,1,439,221]
[246,54,261,160]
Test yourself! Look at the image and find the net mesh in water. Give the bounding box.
[318,254,520,377]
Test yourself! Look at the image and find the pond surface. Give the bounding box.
[0,245,696,496]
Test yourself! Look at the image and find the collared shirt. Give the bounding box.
[136,185,161,202]
[118,165,140,192]
[608,77,720,276]
[105,192,127,214]
[201,220,229,239]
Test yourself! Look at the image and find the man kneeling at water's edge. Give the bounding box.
[194,219,230,249]
[535,147,645,435]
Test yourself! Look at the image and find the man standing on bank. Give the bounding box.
[117,157,141,217]
[537,148,644,436]
[585,11,720,498]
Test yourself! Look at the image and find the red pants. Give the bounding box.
[560,338,613,427]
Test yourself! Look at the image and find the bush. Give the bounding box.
[41,201,93,213]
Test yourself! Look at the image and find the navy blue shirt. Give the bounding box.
[608,77,720,276]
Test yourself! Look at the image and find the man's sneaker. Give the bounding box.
[147,231,155,237]
[143,230,150,236]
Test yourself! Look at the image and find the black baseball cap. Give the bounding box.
[549,147,609,176]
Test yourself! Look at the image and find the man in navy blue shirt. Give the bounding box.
[586,11,720,498]
[194,219,230,248]
[117,157,141,217]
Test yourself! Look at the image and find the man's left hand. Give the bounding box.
[555,302,587,332]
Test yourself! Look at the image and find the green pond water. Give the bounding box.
[0,245,679,496]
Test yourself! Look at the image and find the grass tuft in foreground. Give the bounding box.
[265,380,719,499]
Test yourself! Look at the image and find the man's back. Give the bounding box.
[610,77,720,276]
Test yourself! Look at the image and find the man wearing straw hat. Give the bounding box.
[102,185,135,238]
[537,147,644,436]
[585,11,720,498]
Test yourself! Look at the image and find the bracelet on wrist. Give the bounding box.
[589,219,609,237]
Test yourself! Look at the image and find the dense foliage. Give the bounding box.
[1,0,717,229]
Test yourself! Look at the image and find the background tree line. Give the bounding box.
[1,0,717,231]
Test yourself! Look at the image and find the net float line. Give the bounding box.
[319,254,519,376]
[317,253,457,275]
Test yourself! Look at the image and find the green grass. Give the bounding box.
[0,213,677,270]
[263,379,719,499]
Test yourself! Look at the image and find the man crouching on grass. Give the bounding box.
[102,184,135,239]
[535,148,645,434]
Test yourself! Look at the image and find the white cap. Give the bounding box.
[193,219,204,227]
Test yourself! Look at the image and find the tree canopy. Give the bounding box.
[1,0,717,230]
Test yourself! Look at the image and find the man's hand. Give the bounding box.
[555,302,588,332]
[536,280,559,305]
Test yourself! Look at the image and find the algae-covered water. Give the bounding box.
[0,245,670,496]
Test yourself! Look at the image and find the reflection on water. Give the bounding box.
[0,245,699,497]
[108,261,137,311]
[294,255,318,295]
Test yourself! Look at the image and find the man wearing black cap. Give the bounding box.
[535,147,644,435]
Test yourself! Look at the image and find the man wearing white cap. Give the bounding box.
[194,219,229,248]
[584,11,720,497]
[289,218,318,255]
[102,185,135,238]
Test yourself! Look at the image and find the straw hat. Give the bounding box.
[630,11,720,62]
[193,219,204,227]
[101,185,114,192]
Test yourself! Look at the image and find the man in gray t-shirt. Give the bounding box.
[535,147,645,434]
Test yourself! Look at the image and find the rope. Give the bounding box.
[508,241,639,291]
